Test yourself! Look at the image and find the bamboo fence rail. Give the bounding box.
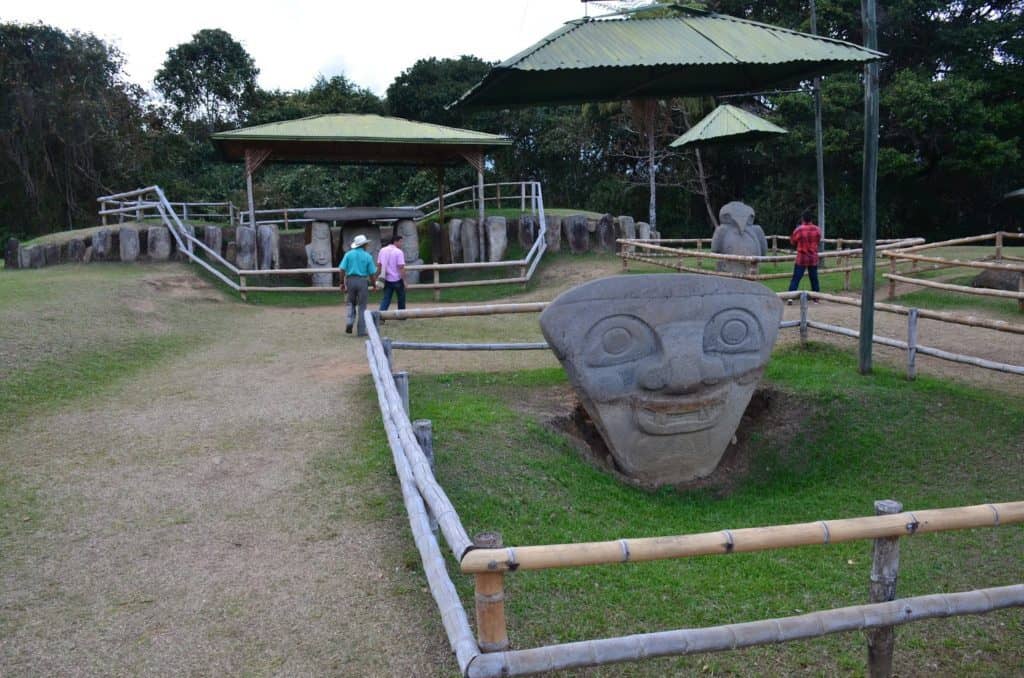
[885,273,1023,300]
[460,502,1024,573]
[465,585,1024,677]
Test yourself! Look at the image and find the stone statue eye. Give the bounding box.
[584,315,657,367]
[704,309,764,354]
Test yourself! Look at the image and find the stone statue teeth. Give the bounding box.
[540,274,783,486]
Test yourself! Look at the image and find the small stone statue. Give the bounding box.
[711,201,768,274]
[540,274,783,486]
[306,222,334,287]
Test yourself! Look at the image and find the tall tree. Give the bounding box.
[0,22,147,238]
[154,29,258,132]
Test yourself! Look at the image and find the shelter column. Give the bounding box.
[462,150,485,226]
[244,149,272,230]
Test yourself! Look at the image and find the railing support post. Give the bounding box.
[473,531,510,653]
[995,231,1003,260]
[906,308,918,380]
[888,256,897,300]
[867,499,903,678]
[433,268,441,302]
[393,371,410,417]
[413,419,438,535]
[799,292,809,345]
[382,337,393,371]
[239,275,247,302]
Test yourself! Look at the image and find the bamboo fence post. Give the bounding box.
[520,183,525,211]
[867,499,903,678]
[995,231,1003,260]
[906,308,919,380]
[748,261,758,279]
[888,257,897,300]
[800,292,809,344]
[413,419,438,534]
[393,371,410,417]
[101,201,108,226]
[433,269,441,301]
[239,275,247,302]
[474,531,510,653]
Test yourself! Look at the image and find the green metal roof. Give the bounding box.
[670,104,787,148]
[211,113,510,146]
[210,113,510,166]
[455,10,886,107]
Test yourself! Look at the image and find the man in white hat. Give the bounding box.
[338,234,378,336]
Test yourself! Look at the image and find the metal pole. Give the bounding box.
[867,499,903,678]
[859,0,880,374]
[810,0,827,249]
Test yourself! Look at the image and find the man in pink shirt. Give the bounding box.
[377,234,407,311]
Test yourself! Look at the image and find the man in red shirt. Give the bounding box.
[788,211,822,303]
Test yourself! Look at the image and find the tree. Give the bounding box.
[0,22,147,238]
[154,29,258,131]
[386,56,492,126]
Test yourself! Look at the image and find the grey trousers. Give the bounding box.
[345,276,369,336]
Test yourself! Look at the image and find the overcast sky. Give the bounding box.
[5,0,610,96]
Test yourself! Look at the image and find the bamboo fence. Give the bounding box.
[881,232,1024,310]
[362,303,1023,676]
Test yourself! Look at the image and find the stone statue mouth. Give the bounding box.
[631,386,728,435]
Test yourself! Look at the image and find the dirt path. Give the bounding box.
[1,273,452,676]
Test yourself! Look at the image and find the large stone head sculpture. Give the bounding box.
[540,274,783,485]
[719,201,754,233]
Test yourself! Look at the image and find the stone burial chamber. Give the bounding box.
[539,274,783,486]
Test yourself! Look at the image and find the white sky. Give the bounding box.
[5,0,605,96]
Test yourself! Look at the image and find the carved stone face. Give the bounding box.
[540,274,783,485]
[720,201,754,234]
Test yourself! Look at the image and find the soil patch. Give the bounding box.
[142,273,223,301]
[547,386,815,496]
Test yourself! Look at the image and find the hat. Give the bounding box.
[350,234,369,249]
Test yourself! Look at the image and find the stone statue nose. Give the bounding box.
[639,324,704,393]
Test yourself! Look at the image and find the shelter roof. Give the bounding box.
[454,9,885,107]
[670,104,787,148]
[210,114,510,166]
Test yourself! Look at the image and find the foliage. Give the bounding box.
[0,23,148,239]
[154,28,259,132]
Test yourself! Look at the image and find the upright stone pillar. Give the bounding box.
[564,215,590,254]
[119,227,140,262]
[447,218,463,264]
[486,216,508,262]
[43,244,60,266]
[67,239,86,263]
[235,226,256,270]
[596,214,616,252]
[637,222,652,240]
[148,226,172,261]
[203,226,223,259]
[518,215,538,250]
[92,228,112,261]
[257,224,279,270]
[460,218,479,263]
[4,238,19,269]
[544,215,562,253]
[305,222,333,287]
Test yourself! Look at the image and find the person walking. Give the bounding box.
[787,210,822,304]
[377,234,407,312]
[338,234,377,336]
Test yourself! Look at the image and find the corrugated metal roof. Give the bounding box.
[670,104,787,148]
[210,113,510,146]
[455,10,885,107]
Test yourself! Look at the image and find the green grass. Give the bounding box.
[357,343,1023,675]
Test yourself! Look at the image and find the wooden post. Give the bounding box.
[246,170,256,230]
[474,531,510,653]
[520,264,527,289]
[283,209,289,230]
[906,308,918,380]
[229,203,235,227]
[101,201,108,226]
[521,182,526,211]
[437,167,446,226]
[888,256,897,300]
[393,371,410,417]
[413,419,438,535]
[478,167,485,225]
[622,254,629,271]
[239,275,247,302]
[433,268,441,302]
[182,204,189,222]
[867,499,903,678]
[995,231,1003,260]
[748,262,758,279]
[800,292,809,344]
[382,338,393,371]
[496,184,502,208]
[1018,272,1023,313]
[136,201,144,222]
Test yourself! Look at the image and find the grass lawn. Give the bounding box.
[356,343,1023,676]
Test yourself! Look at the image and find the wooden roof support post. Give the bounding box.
[461,150,485,226]
[244,148,272,229]
[437,167,446,226]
